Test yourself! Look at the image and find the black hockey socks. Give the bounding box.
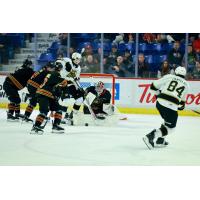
[14,104,20,116]
[8,103,15,115]
[24,105,34,118]
[35,113,46,127]
[54,111,62,125]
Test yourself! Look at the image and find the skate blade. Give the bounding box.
[154,144,168,148]
[52,130,65,134]
[7,119,20,122]
[142,137,154,150]
[21,120,33,124]
[30,130,44,135]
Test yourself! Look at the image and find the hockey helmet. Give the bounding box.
[95,81,105,94]
[22,59,33,68]
[55,59,65,68]
[175,66,186,77]
[72,52,82,65]
[45,62,55,70]
[55,61,63,71]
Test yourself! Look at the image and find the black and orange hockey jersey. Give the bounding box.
[6,67,34,90]
[27,68,50,93]
[36,71,67,99]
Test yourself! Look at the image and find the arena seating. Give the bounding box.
[0,33,187,74]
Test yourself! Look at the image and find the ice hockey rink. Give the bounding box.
[0,108,199,166]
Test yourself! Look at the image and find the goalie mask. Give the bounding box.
[95,81,105,94]
[72,52,82,65]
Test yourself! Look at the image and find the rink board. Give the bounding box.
[0,75,199,116]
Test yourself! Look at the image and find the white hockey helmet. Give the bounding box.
[175,66,187,77]
[72,52,82,65]
[95,81,105,94]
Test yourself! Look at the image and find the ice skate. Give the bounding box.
[155,137,169,148]
[7,113,19,122]
[61,113,73,125]
[52,124,65,133]
[21,115,33,123]
[30,125,44,135]
[143,129,156,150]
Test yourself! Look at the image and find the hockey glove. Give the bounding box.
[67,70,77,78]
[178,101,185,111]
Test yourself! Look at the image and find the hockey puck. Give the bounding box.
[85,123,89,126]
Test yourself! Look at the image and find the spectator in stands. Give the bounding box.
[112,34,125,44]
[143,33,156,43]
[124,33,134,44]
[128,34,134,44]
[110,56,126,77]
[192,34,200,53]
[190,61,200,79]
[182,45,197,73]
[167,41,183,69]
[103,58,111,74]
[81,44,93,63]
[155,34,168,43]
[82,54,99,73]
[123,49,134,74]
[137,53,149,78]
[157,60,174,78]
[107,43,120,66]
[57,53,64,59]
[57,33,68,56]
[0,34,9,64]
[170,33,185,43]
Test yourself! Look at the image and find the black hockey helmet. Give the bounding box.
[46,61,56,68]
[22,59,33,68]
[55,62,63,71]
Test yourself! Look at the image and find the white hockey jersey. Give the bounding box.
[151,74,189,111]
[59,57,81,81]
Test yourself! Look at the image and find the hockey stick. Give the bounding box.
[191,109,200,115]
[73,79,98,121]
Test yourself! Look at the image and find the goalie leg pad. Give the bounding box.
[84,92,97,106]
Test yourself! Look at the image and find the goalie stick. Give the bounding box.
[73,78,98,121]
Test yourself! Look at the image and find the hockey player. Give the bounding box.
[83,81,112,119]
[23,62,55,122]
[31,62,68,134]
[56,52,84,123]
[143,66,189,149]
[3,59,34,121]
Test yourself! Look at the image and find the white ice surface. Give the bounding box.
[0,109,199,165]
